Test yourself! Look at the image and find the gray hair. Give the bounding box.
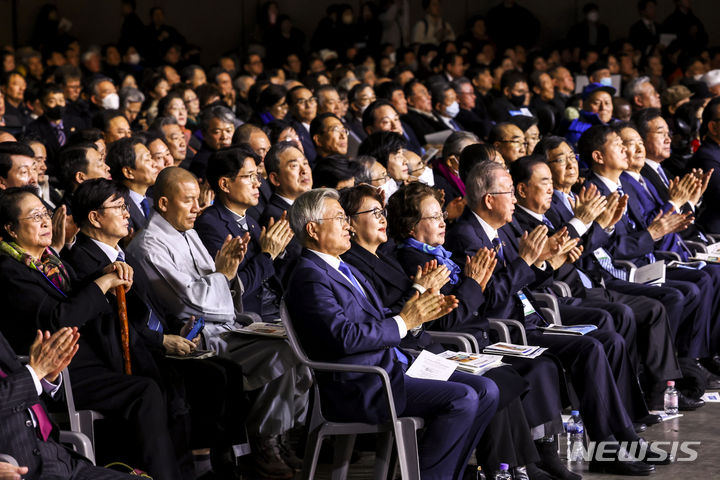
[289,188,340,245]
[119,86,145,108]
[465,161,507,210]
[451,76,473,92]
[89,76,114,97]
[623,76,651,102]
[198,105,237,133]
[354,155,376,184]
[442,131,479,159]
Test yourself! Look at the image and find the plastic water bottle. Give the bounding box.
[566,410,585,463]
[476,465,486,480]
[664,380,679,415]
[494,463,512,480]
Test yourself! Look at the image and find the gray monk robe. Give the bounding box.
[127,212,310,435]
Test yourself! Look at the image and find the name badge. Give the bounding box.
[517,291,536,317]
[593,248,612,262]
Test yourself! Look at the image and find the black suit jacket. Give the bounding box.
[195,203,277,315]
[689,139,720,233]
[401,110,447,144]
[25,115,85,173]
[188,142,216,180]
[0,332,81,478]
[127,195,152,233]
[258,193,302,288]
[629,19,660,54]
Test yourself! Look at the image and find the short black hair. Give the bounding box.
[577,124,614,166]
[309,112,340,140]
[157,92,184,118]
[206,145,260,195]
[459,144,498,183]
[67,128,104,146]
[358,131,406,168]
[92,109,126,132]
[0,142,35,179]
[72,178,128,230]
[265,141,301,176]
[500,70,527,92]
[375,81,402,101]
[534,135,570,157]
[509,155,546,185]
[266,119,297,145]
[106,136,144,181]
[362,99,396,130]
[631,108,663,141]
[39,83,64,102]
[58,143,97,189]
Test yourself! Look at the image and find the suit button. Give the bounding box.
[482,331,488,339]
[473,311,479,317]
[25,419,33,428]
[33,448,40,456]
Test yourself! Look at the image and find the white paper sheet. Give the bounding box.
[405,350,457,381]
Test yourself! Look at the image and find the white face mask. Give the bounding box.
[127,53,141,65]
[378,178,399,204]
[417,166,435,186]
[101,92,120,110]
[445,101,460,118]
[599,76,613,87]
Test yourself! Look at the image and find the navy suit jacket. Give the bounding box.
[288,115,318,167]
[401,121,424,156]
[127,195,152,233]
[286,249,406,424]
[259,194,303,287]
[445,208,546,327]
[689,139,720,233]
[195,203,277,315]
[585,172,655,264]
[25,114,84,172]
[621,172,689,260]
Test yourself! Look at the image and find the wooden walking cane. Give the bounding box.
[116,286,132,375]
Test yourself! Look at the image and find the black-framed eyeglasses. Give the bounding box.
[498,139,528,147]
[98,203,130,213]
[546,154,578,166]
[420,211,448,223]
[352,207,387,219]
[235,172,263,185]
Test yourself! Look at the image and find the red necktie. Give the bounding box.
[0,366,52,441]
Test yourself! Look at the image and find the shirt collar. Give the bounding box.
[309,248,342,271]
[89,237,124,262]
[625,171,642,181]
[595,173,620,191]
[471,210,499,241]
[517,204,544,222]
[276,194,295,206]
[127,189,145,209]
[644,158,661,172]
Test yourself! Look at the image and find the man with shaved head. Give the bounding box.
[127,167,310,479]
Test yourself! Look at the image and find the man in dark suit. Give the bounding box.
[629,0,661,55]
[309,113,350,163]
[0,327,134,479]
[581,125,717,386]
[402,80,449,145]
[188,105,236,181]
[106,137,160,233]
[445,160,659,475]
[688,98,720,234]
[24,83,84,173]
[65,178,249,478]
[285,188,499,480]
[196,144,293,320]
[286,86,318,165]
[231,124,273,219]
[373,84,425,155]
[511,155,684,404]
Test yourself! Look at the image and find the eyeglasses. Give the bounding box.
[19,209,52,223]
[488,191,515,197]
[371,174,391,183]
[420,211,448,223]
[315,214,350,224]
[324,126,349,136]
[295,97,317,107]
[98,203,129,213]
[236,172,263,185]
[546,154,577,166]
[352,207,386,219]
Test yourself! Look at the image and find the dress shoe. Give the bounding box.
[249,435,294,479]
[524,463,559,480]
[633,422,647,433]
[588,457,655,476]
[700,355,720,377]
[636,414,662,426]
[534,439,582,480]
[678,391,705,410]
[633,439,674,465]
[696,361,720,389]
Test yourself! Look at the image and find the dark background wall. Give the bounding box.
[1,0,719,65]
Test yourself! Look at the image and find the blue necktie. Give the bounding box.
[117,251,163,332]
[492,237,505,266]
[52,123,66,146]
[657,166,669,187]
[542,216,555,230]
[595,251,629,281]
[561,192,575,214]
[140,198,151,218]
[338,261,407,364]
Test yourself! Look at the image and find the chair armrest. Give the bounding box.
[425,331,478,353]
[0,454,18,466]
[612,259,637,281]
[540,307,560,325]
[551,281,572,297]
[532,292,560,321]
[684,240,707,254]
[488,318,528,345]
[656,250,682,261]
[707,234,720,243]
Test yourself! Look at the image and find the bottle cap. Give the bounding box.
[571,410,579,416]
[667,380,675,387]
[500,463,509,470]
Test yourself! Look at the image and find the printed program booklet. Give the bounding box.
[437,351,506,375]
[483,342,547,358]
[538,324,598,335]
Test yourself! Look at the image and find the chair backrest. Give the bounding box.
[279,299,312,367]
